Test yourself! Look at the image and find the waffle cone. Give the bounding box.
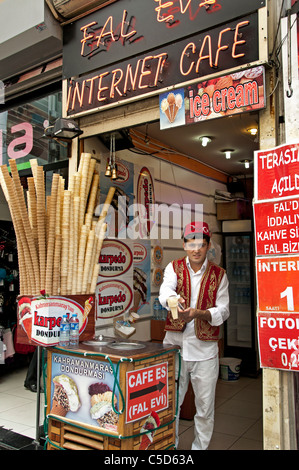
[173,104,179,121]
[83,303,93,323]
[164,107,172,123]
[99,187,116,221]
[169,103,176,122]
[50,399,68,417]
[170,306,178,320]
[90,264,100,294]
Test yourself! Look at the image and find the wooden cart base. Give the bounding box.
[47,417,175,450]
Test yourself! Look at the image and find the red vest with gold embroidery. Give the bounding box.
[164,257,225,341]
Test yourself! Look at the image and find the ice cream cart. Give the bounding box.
[46,338,179,451]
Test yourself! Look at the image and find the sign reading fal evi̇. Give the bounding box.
[63,0,266,116]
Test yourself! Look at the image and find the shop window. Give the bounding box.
[0,91,69,170]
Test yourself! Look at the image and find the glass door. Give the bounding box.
[225,234,252,349]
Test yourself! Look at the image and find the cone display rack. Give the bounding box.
[0,153,116,448]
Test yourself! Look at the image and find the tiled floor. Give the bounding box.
[0,366,263,450]
[0,366,45,443]
[178,374,263,450]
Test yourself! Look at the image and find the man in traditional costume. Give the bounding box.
[159,221,229,450]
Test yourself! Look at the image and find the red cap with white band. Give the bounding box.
[183,221,210,239]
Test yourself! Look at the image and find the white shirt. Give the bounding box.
[159,257,230,361]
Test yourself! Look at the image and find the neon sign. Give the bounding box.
[63,0,265,79]
[66,13,259,116]
[80,11,142,58]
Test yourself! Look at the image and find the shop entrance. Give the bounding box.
[83,108,260,374]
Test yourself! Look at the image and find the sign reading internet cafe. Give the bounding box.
[62,0,267,117]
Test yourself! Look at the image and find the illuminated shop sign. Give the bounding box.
[160,65,265,129]
[63,0,265,78]
[66,13,261,116]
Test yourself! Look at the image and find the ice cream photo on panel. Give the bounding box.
[159,89,185,130]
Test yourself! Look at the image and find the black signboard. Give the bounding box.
[66,13,259,116]
[63,0,265,79]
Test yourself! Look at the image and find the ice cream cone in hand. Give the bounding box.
[167,295,179,320]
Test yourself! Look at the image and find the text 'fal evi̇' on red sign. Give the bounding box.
[126,363,168,423]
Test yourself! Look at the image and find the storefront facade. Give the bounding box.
[0,0,298,450]
[60,0,298,450]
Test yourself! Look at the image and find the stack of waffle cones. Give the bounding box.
[0,153,116,296]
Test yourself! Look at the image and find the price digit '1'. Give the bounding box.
[280,286,294,311]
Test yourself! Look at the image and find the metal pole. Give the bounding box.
[33,345,41,448]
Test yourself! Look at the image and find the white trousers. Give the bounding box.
[175,355,219,450]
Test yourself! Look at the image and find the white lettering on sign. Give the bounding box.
[258,312,299,370]
[254,198,299,255]
[259,315,299,329]
[255,142,299,201]
[271,175,299,198]
[126,362,168,423]
[258,146,299,170]
[257,259,299,272]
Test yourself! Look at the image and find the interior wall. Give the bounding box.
[84,136,227,341]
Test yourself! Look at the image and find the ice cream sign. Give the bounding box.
[96,239,133,319]
[49,353,119,432]
[98,240,133,277]
[97,280,133,319]
[17,295,95,347]
[160,66,265,129]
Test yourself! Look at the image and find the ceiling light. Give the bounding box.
[200,136,212,147]
[240,159,252,169]
[222,149,234,159]
[247,127,258,136]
